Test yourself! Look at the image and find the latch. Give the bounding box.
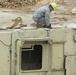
[73,34,76,42]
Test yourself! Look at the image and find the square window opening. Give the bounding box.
[21,44,42,70]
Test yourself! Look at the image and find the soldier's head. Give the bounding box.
[49,3,57,11]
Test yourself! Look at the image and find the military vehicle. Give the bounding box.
[0,25,76,75]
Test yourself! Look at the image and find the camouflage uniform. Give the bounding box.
[33,5,51,27]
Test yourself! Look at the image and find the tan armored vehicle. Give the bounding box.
[0,25,76,75]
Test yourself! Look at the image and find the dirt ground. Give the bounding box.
[0,0,76,28]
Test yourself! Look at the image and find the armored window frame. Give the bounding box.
[21,44,42,70]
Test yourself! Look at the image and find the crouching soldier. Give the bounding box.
[32,3,57,29]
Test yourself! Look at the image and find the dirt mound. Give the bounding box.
[0,0,44,8]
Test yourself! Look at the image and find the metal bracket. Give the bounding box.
[10,17,23,29]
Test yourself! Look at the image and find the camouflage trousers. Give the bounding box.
[33,17,46,27]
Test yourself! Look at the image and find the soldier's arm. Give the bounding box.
[45,11,50,26]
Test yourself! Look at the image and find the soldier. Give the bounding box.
[32,3,57,29]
